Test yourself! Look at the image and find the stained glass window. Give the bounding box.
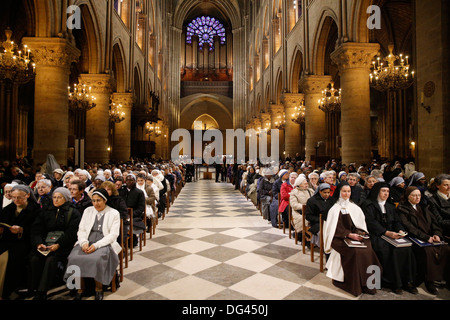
[186,16,226,50]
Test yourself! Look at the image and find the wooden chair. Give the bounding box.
[126,208,134,262]
[289,205,296,242]
[133,208,147,252]
[319,214,325,273]
[119,219,125,282]
[301,205,315,262]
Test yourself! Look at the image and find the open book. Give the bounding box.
[410,237,448,247]
[381,235,412,247]
[0,222,12,228]
[344,238,367,248]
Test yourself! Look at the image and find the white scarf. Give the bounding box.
[323,197,368,282]
[437,191,449,201]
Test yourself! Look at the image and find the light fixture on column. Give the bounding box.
[318,82,341,113]
[275,114,286,130]
[68,83,97,111]
[0,28,35,83]
[291,99,306,124]
[145,122,161,137]
[109,103,125,124]
[369,44,415,92]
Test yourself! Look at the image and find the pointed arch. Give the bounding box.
[312,11,339,75]
[112,40,127,93]
[288,46,303,93]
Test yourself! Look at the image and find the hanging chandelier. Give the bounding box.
[145,122,162,137]
[370,44,415,92]
[291,99,306,124]
[0,28,35,83]
[68,83,97,111]
[318,82,341,113]
[110,103,125,124]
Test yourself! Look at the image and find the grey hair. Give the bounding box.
[37,179,52,187]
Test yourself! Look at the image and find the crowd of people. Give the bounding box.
[230,157,450,297]
[0,156,188,300]
[1,154,450,299]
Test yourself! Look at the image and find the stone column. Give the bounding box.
[111,92,134,162]
[79,74,114,164]
[415,0,450,177]
[270,104,285,159]
[331,42,380,166]
[281,93,304,158]
[24,37,80,166]
[299,75,332,161]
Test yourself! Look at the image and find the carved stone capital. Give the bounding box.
[269,103,284,115]
[281,93,305,108]
[331,42,380,72]
[111,93,135,109]
[299,75,332,94]
[23,37,80,70]
[78,74,115,94]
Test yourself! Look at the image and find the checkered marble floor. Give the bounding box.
[43,177,449,301]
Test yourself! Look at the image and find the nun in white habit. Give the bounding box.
[323,182,382,297]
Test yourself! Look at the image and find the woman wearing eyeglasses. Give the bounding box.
[29,187,81,300]
[397,186,450,295]
[0,185,40,300]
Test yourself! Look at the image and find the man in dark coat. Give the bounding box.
[121,174,146,246]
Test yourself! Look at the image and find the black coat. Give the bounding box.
[120,186,146,230]
[305,192,336,234]
[30,202,81,257]
[389,185,405,204]
[364,200,416,289]
[0,201,40,298]
[397,202,443,242]
[428,193,450,237]
[364,201,404,237]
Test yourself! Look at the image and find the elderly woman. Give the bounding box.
[307,172,320,191]
[363,182,417,294]
[62,171,74,188]
[427,174,450,238]
[397,186,450,295]
[29,188,81,300]
[36,179,54,210]
[64,189,121,300]
[0,185,40,300]
[276,172,297,226]
[323,183,382,297]
[289,175,314,235]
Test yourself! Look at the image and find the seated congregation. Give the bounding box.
[0,158,185,300]
[232,160,450,297]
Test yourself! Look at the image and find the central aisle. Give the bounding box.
[107,179,442,301]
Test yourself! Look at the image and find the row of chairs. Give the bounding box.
[115,179,185,287]
[239,185,325,273]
